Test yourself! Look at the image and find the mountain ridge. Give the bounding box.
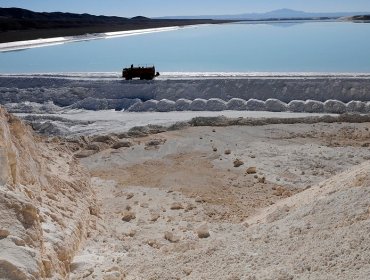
[157,8,370,20]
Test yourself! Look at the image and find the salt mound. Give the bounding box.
[128,100,158,112]
[4,101,63,114]
[246,99,266,111]
[127,100,143,112]
[0,107,95,279]
[72,97,109,111]
[324,99,347,114]
[304,99,324,113]
[205,98,227,111]
[346,101,366,113]
[265,98,288,112]
[156,99,175,112]
[245,161,370,279]
[227,98,247,111]
[175,98,192,111]
[190,98,207,111]
[288,100,305,112]
[141,100,158,112]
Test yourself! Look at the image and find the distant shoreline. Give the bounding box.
[0,19,233,44]
[0,26,187,52]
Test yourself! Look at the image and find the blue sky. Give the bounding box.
[1,0,370,17]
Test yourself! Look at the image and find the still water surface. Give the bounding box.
[1,21,370,73]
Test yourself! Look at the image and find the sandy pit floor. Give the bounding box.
[69,121,370,280]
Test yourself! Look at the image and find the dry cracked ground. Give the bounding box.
[69,121,370,280]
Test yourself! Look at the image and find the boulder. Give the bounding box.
[346,101,366,113]
[265,99,287,112]
[190,98,207,111]
[127,101,144,112]
[288,100,305,113]
[304,100,324,113]
[227,98,247,111]
[72,97,109,111]
[175,99,192,111]
[324,100,346,114]
[156,99,176,112]
[246,99,266,111]
[141,100,159,112]
[366,102,370,113]
[205,98,227,111]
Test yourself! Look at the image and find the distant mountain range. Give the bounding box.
[158,8,369,20]
[0,8,230,43]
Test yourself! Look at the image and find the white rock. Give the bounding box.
[346,101,366,113]
[156,99,175,112]
[227,98,247,110]
[288,100,305,112]
[175,98,192,111]
[324,100,346,114]
[265,98,287,112]
[246,99,266,111]
[190,98,207,111]
[304,100,324,113]
[127,101,144,112]
[205,98,227,111]
[141,100,159,112]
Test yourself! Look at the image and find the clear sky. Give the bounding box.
[1,0,370,17]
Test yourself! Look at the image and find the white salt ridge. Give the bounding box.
[0,26,182,52]
[126,98,370,114]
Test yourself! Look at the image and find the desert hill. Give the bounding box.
[0,8,230,43]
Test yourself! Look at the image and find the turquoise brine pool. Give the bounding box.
[1,21,370,73]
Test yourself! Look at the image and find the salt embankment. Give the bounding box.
[0,107,96,279]
[1,74,370,104]
[0,74,369,113]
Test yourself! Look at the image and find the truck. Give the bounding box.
[122,65,160,80]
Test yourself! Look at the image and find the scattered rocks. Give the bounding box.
[258,176,266,183]
[126,193,134,200]
[224,149,231,155]
[74,150,97,158]
[0,229,10,239]
[195,196,206,203]
[92,135,115,144]
[233,159,244,167]
[246,167,257,174]
[164,231,180,243]
[170,202,184,210]
[121,211,136,222]
[145,138,166,148]
[111,141,132,149]
[149,212,160,222]
[273,186,292,197]
[197,224,210,238]
[146,239,161,249]
[183,268,193,276]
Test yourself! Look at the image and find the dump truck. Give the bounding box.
[122,65,160,80]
